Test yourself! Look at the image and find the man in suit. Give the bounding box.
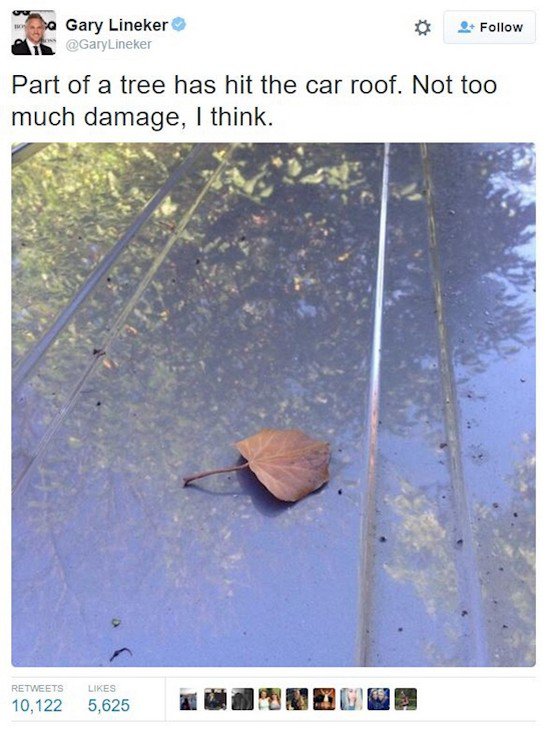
[12,13,54,55]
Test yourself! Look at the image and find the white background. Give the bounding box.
[0,1,546,729]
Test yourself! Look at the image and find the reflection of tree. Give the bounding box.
[475,439,535,666]
[12,143,195,360]
[382,437,535,666]
[16,143,535,468]
[385,479,458,615]
[41,142,384,473]
[381,144,535,432]
[12,143,535,666]
[13,144,227,479]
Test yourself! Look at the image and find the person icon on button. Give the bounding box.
[12,13,54,55]
[458,20,473,34]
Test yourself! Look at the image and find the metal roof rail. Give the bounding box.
[12,143,50,167]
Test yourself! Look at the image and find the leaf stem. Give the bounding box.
[182,462,249,487]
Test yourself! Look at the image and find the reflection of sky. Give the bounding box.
[514,224,535,262]
[486,146,535,209]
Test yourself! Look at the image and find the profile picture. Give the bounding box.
[395,687,417,711]
[12,10,56,55]
[204,688,226,710]
[258,688,281,710]
[367,687,390,710]
[340,687,363,710]
[313,687,336,710]
[179,689,197,711]
[286,688,308,710]
[231,688,253,710]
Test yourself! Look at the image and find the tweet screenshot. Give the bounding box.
[2,0,544,728]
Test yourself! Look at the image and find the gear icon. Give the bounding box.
[415,19,431,36]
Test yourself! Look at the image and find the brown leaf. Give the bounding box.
[235,428,330,502]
